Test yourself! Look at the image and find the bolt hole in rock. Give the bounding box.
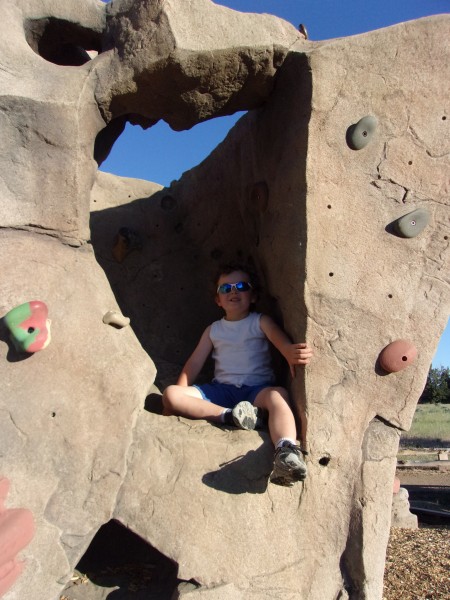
[319,456,331,466]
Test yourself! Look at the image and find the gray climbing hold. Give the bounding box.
[394,208,430,238]
[346,115,378,150]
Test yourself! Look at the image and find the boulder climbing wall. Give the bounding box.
[0,0,449,598]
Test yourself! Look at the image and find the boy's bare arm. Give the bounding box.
[260,315,313,376]
[177,325,213,386]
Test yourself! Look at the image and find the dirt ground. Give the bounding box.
[397,466,450,487]
[385,462,450,600]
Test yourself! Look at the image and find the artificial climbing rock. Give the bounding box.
[1,1,449,599]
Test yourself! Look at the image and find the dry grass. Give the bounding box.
[400,404,450,448]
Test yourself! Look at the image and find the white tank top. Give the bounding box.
[210,313,275,386]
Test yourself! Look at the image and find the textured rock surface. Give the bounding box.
[391,488,418,529]
[0,1,449,599]
[92,15,449,600]
[0,231,156,599]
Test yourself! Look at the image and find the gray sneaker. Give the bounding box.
[270,443,307,486]
[232,401,265,430]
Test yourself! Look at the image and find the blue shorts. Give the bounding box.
[193,382,272,409]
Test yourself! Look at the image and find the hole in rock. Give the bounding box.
[408,160,413,165]
[319,455,331,466]
[98,113,245,187]
[388,294,393,299]
[329,272,334,277]
[402,355,408,361]
[66,520,186,599]
[443,116,447,121]
[24,17,102,66]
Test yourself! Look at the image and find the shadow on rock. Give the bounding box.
[202,441,273,495]
[62,520,182,600]
[0,318,34,363]
[144,392,164,415]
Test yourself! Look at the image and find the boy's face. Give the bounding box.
[215,270,256,320]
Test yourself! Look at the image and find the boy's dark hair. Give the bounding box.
[215,261,261,295]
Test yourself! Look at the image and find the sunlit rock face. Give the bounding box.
[1,0,449,598]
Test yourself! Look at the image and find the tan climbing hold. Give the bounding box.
[102,311,130,328]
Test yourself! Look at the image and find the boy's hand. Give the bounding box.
[287,343,313,377]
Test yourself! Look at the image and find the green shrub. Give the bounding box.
[419,366,450,404]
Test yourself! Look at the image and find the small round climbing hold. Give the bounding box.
[4,300,51,353]
[393,208,430,238]
[379,339,417,373]
[346,115,378,150]
[161,195,177,211]
[250,181,269,213]
[112,227,143,263]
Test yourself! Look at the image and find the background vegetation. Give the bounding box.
[418,366,450,404]
[399,367,450,449]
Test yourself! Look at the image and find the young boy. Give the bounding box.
[162,263,313,486]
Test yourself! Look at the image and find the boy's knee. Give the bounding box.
[270,386,290,403]
[162,385,178,409]
[256,386,289,408]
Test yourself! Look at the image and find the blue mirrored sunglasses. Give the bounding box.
[216,281,253,294]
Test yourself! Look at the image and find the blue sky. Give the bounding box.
[100,0,449,368]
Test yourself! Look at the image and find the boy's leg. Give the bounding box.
[162,385,225,422]
[254,387,307,485]
[253,387,297,445]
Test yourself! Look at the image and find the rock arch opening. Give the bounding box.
[61,519,190,598]
[24,17,102,66]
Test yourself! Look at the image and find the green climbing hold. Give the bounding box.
[4,300,51,353]
[346,115,378,150]
[394,208,430,238]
